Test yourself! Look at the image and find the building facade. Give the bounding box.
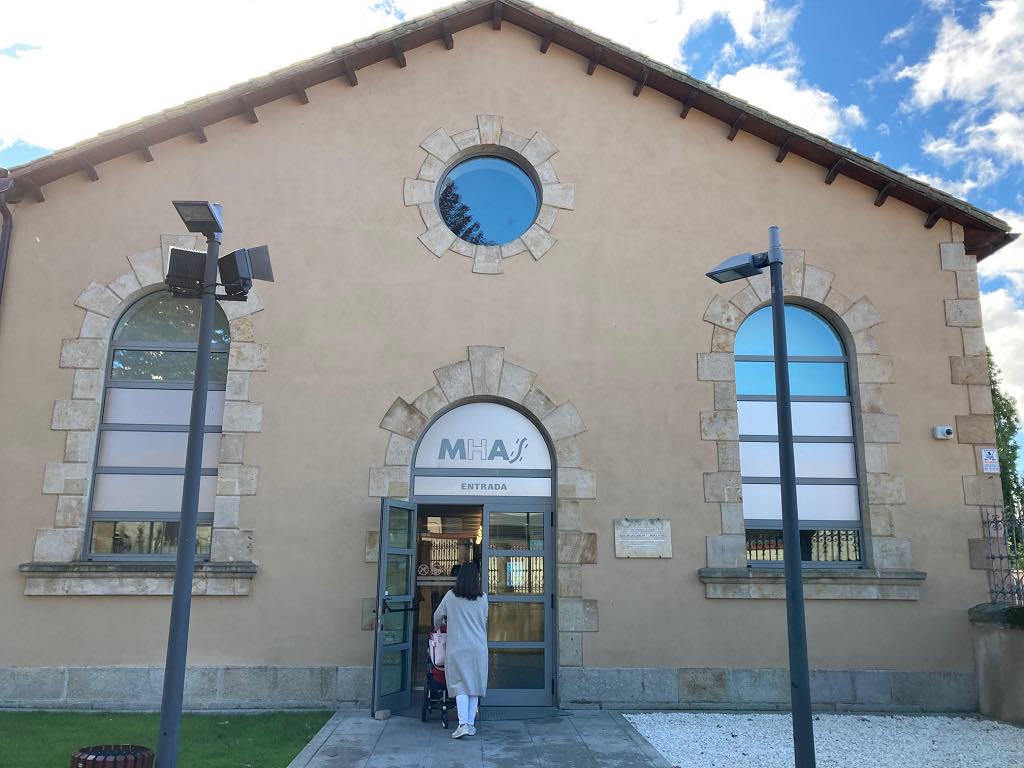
[0,1,1015,712]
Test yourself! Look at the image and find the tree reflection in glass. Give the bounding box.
[438,156,539,245]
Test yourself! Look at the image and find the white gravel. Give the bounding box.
[624,712,1024,768]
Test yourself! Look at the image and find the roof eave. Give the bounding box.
[1,0,1012,256]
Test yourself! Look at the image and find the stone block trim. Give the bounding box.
[557,666,974,711]
[368,345,599,668]
[27,236,268,596]
[403,116,574,273]
[0,665,369,709]
[940,238,1002,563]
[699,252,911,592]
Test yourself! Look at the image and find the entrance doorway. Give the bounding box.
[371,400,555,714]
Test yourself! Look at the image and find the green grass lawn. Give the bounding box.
[0,710,332,768]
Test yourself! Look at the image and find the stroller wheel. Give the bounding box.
[421,692,429,722]
[441,708,449,729]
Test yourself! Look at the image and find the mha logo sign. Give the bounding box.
[438,437,528,464]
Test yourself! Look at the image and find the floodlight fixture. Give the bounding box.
[165,247,206,297]
[218,245,274,298]
[172,200,224,235]
[705,251,770,284]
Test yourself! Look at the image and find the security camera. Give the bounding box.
[933,426,955,440]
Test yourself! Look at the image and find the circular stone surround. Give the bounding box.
[403,114,575,274]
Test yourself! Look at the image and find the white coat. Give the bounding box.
[433,589,489,697]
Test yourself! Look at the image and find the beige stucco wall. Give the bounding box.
[0,22,987,672]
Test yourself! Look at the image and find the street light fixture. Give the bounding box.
[171,200,224,235]
[157,201,272,768]
[705,226,816,768]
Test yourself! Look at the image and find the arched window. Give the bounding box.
[85,292,229,559]
[735,305,862,565]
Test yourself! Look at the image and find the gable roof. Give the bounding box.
[2,0,1015,257]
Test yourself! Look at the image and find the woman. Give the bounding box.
[433,561,488,739]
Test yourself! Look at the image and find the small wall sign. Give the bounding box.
[981,448,1000,474]
[613,518,672,558]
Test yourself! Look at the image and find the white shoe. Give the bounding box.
[467,725,477,736]
[451,724,472,739]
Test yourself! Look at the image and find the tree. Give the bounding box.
[437,181,489,245]
[988,348,1024,519]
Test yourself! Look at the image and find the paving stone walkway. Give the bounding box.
[288,709,673,768]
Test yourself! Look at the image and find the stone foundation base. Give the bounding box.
[0,666,369,710]
[558,667,977,712]
[1,664,977,712]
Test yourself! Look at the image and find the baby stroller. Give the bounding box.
[421,624,455,728]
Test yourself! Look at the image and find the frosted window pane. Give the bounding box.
[738,401,779,435]
[740,442,780,477]
[92,474,217,513]
[98,431,221,469]
[114,293,229,345]
[796,485,861,521]
[742,483,782,519]
[742,483,860,522]
[103,389,225,426]
[795,443,857,478]
[738,401,852,437]
[793,402,852,437]
[739,442,856,479]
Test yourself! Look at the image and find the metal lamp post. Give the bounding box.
[706,226,816,768]
[156,201,224,768]
[156,201,273,767]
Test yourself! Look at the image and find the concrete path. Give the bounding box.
[288,709,673,768]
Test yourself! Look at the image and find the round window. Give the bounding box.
[437,156,539,245]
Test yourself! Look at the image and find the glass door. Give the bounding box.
[371,498,417,715]
[483,501,553,706]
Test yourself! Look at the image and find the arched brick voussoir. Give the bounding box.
[841,297,884,334]
[75,281,121,318]
[703,295,746,331]
[379,397,427,440]
[108,270,142,301]
[543,401,586,442]
[469,345,504,395]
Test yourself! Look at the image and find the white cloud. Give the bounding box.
[0,0,800,155]
[897,0,1024,110]
[894,164,992,199]
[877,122,891,136]
[924,111,1024,168]
[883,22,913,46]
[0,1,409,153]
[715,65,866,142]
[980,208,1024,410]
[983,287,1024,412]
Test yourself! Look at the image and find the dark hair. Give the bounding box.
[449,563,462,578]
[453,562,482,600]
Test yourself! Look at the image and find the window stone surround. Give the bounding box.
[697,250,924,599]
[22,234,267,597]
[403,115,575,274]
[366,345,597,668]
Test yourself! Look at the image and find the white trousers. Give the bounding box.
[455,694,479,725]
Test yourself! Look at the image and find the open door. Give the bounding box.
[371,498,417,716]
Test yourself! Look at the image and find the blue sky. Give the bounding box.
[2,0,1022,462]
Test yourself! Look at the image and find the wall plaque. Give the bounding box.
[613,518,672,558]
